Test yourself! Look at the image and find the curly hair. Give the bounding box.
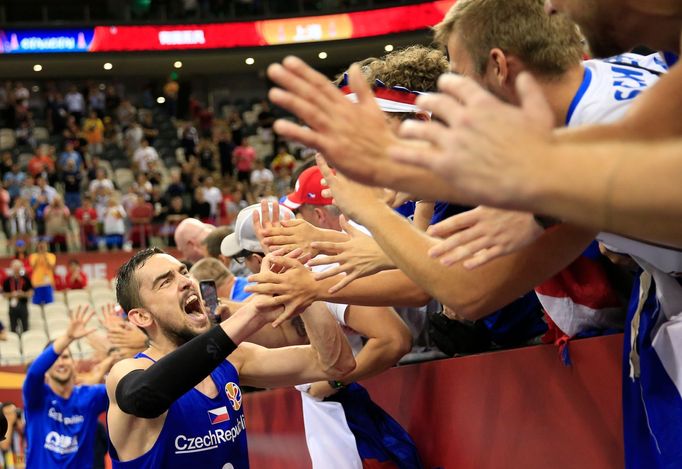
[367,45,449,93]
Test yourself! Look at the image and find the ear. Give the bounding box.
[127,307,154,331]
[489,48,509,86]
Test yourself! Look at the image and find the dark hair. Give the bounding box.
[116,247,164,314]
[290,157,317,191]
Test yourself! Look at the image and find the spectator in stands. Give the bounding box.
[180,123,199,157]
[227,110,243,145]
[164,169,185,201]
[140,113,158,146]
[217,130,236,178]
[190,187,212,222]
[74,197,99,251]
[160,195,189,245]
[46,91,68,135]
[103,197,126,251]
[22,307,108,468]
[197,138,217,172]
[102,116,121,146]
[124,122,144,155]
[13,82,29,108]
[2,260,33,334]
[0,181,10,239]
[13,240,31,274]
[250,159,274,192]
[63,116,85,155]
[198,106,214,138]
[0,321,6,340]
[29,239,56,305]
[116,98,137,131]
[83,110,105,156]
[62,159,83,212]
[132,139,159,174]
[105,85,121,116]
[65,259,88,290]
[58,141,82,171]
[233,137,256,183]
[3,163,25,200]
[44,195,71,253]
[201,176,222,221]
[128,195,154,248]
[131,173,153,201]
[88,167,114,196]
[27,145,55,180]
[173,217,214,263]
[0,402,26,466]
[190,257,252,302]
[8,198,34,247]
[0,150,13,175]
[88,84,106,117]
[163,76,180,118]
[64,85,86,123]
[35,176,57,205]
[271,144,296,175]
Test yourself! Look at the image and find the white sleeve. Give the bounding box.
[324,302,349,326]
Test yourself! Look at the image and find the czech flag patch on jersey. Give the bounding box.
[207,406,230,425]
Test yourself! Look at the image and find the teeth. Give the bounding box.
[185,294,198,306]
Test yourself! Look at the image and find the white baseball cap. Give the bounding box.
[220,202,295,257]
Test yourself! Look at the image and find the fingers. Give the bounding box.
[316,154,335,184]
[415,92,463,127]
[427,210,479,238]
[271,199,281,226]
[328,272,357,294]
[260,199,271,226]
[272,120,324,150]
[463,246,505,270]
[267,60,334,111]
[244,283,289,295]
[436,73,492,107]
[280,56,348,106]
[262,235,296,248]
[272,304,297,328]
[268,89,331,134]
[439,235,495,267]
[279,218,305,228]
[398,120,448,147]
[388,141,442,168]
[309,242,343,256]
[312,261,346,280]
[247,271,283,285]
[339,215,359,236]
[348,64,374,106]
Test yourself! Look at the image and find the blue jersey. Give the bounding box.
[230,277,253,302]
[110,354,249,469]
[22,344,108,469]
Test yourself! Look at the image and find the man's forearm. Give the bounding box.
[300,302,354,376]
[358,202,593,320]
[524,141,682,248]
[316,270,430,308]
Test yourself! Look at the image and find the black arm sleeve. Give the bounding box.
[115,326,237,419]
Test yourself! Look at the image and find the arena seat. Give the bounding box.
[44,302,70,318]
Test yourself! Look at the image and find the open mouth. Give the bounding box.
[183,293,206,322]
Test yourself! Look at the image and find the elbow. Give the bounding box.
[442,296,493,322]
[385,326,413,365]
[326,352,356,379]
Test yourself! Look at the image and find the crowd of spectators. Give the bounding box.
[0,78,307,257]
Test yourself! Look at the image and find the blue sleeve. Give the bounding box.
[89,384,109,414]
[22,344,59,409]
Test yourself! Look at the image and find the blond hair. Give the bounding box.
[433,0,583,76]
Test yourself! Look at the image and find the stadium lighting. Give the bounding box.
[33,64,42,72]
[318,51,328,59]
[174,61,183,69]
[103,62,113,70]
[384,44,394,52]
[245,57,255,65]
[157,96,166,104]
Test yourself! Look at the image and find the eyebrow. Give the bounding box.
[151,270,173,290]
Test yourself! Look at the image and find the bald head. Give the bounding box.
[174,218,215,263]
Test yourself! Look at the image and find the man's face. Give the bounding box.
[136,254,211,345]
[47,350,75,385]
[447,32,517,104]
[244,253,262,275]
[545,0,625,57]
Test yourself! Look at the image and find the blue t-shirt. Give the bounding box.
[110,354,249,469]
[22,344,108,469]
[230,277,253,302]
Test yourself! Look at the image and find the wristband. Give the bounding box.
[328,380,345,390]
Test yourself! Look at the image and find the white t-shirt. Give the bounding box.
[103,205,126,235]
[64,92,85,113]
[133,146,159,173]
[202,187,223,217]
[250,169,274,186]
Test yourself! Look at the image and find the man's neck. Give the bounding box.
[535,64,588,127]
[48,378,74,399]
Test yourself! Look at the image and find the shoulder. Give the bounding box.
[106,357,152,398]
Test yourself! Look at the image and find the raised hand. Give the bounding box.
[66,305,97,340]
[309,216,394,293]
[245,253,318,327]
[427,207,545,269]
[390,72,554,209]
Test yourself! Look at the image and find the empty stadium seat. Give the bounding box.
[66,290,91,305]
[44,302,70,318]
[88,278,111,290]
[0,340,22,365]
[21,330,49,351]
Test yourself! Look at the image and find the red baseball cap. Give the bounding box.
[283,166,334,210]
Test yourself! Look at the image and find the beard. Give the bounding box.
[157,318,207,347]
[48,370,72,385]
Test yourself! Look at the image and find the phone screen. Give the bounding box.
[199,280,219,318]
